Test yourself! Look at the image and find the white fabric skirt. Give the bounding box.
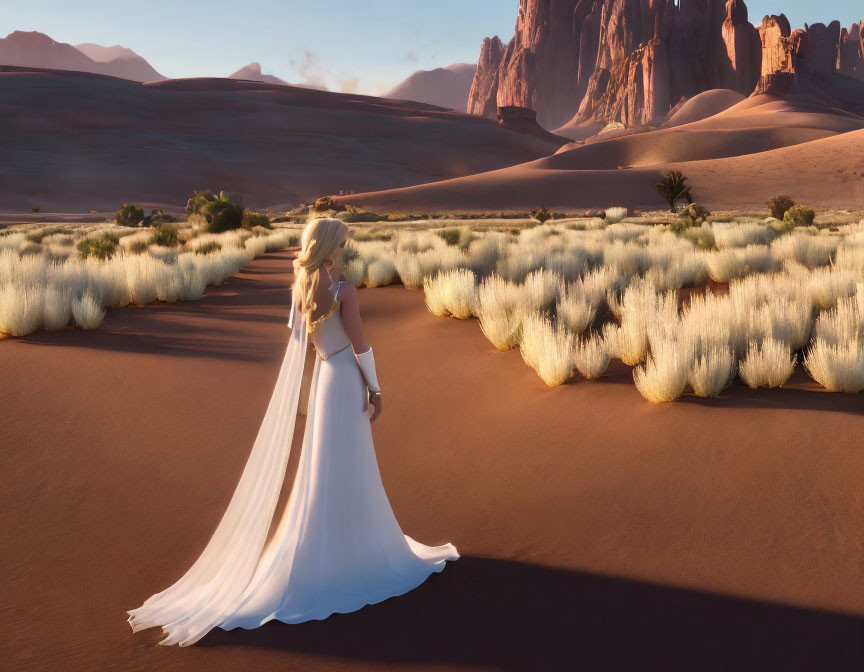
[218,347,458,629]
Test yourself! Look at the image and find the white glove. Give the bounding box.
[355,347,381,393]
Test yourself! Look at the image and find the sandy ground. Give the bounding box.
[2,250,864,671]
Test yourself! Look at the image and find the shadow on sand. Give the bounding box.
[199,556,864,671]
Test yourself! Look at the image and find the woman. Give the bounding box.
[128,218,458,646]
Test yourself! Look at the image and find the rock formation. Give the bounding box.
[467,36,506,119]
[468,0,864,131]
[386,63,477,111]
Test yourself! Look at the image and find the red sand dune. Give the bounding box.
[1,250,863,670]
[0,67,561,213]
[347,96,864,212]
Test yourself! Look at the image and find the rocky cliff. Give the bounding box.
[468,0,863,130]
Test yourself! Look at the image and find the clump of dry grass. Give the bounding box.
[688,346,736,397]
[738,339,797,389]
[804,339,864,393]
[633,339,691,403]
[519,313,575,387]
[573,333,609,380]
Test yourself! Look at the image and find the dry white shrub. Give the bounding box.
[423,273,450,317]
[618,318,649,366]
[343,259,366,287]
[633,339,691,403]
[688,346,736,397]
[706,245,778,282]
[573,333,610,380]
[0,283,44,336]
[72,293,106,329]
[604,207,628,224]
[365,258,397,288]
[475,275,524,350]
[804,339,864,393]
[441,269,477,319]
[521,269,563,313]
[712,222,775,249]
[394,254,423,290]
[520,314,575,386]
[814,296,863,345]
[556,286,596,334]
[771,233,838,268]
[41,285,73,330]
[738,338,797,389]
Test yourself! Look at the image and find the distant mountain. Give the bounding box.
[228,62,287,85]
[0,31,164,82]
[228,62,329,90]
[75,42,165,81]
[385,63,477,111]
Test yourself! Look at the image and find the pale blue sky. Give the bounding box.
[5,1,863,94]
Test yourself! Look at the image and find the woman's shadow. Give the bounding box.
[199,556,864,671]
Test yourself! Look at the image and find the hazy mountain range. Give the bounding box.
[0,30,476,109]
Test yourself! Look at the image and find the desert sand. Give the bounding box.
[0,67,560,213]
[1,250,863,671]
[346,95,864,213]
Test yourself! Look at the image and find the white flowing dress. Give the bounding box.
[128,281,458,646]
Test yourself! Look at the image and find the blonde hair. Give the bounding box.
[293,218,349,316]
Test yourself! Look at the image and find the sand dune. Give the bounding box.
[1,250,862,670]
[0,67,561,212]
[663,89,746,128]
[347,96,864,212]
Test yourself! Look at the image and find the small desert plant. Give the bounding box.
[241,211,272,229]
[633,339,691,403]
[804,339,864,393]
[186,189,217,216]
[71,293,106,329]
[531,207,552,224]
[151,224,179,247]
[313,196,343,213]
[671,203,711,232]
[116,203,145,227]
[0,283,44,336]
[556,287,596,334]
[437,228,463,247]
[343,258,366,286]
[573,333,610,380]
[41,285,73,330]
[365,258,397,288]
[738,338,797,389]
[520,314,575,386]
[149,209,177,224]
[688,346,737,397]
[768,195,795,220]
[341,206,383,223]
[203,195,244,233]
[655,170,693,212]
[77,237,118,260]
[31,205,40,213]
[782,204,816,230]
[604,207,628,224]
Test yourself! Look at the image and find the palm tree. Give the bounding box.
[655,171,693,212]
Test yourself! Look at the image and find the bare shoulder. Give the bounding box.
[339,281,359,304]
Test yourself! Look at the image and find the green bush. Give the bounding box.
[202,195,243,233]
[783,204,815,229]
[116,203,145,227]
[150,209,177,224]
[151,224,179,247]
[241,211,272,229]
[436,228,462,246]
[531,206,552,224]
[655,171,693,212]
[186,190,217,217]
[78,236,118,260]
[768,195,795,220]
